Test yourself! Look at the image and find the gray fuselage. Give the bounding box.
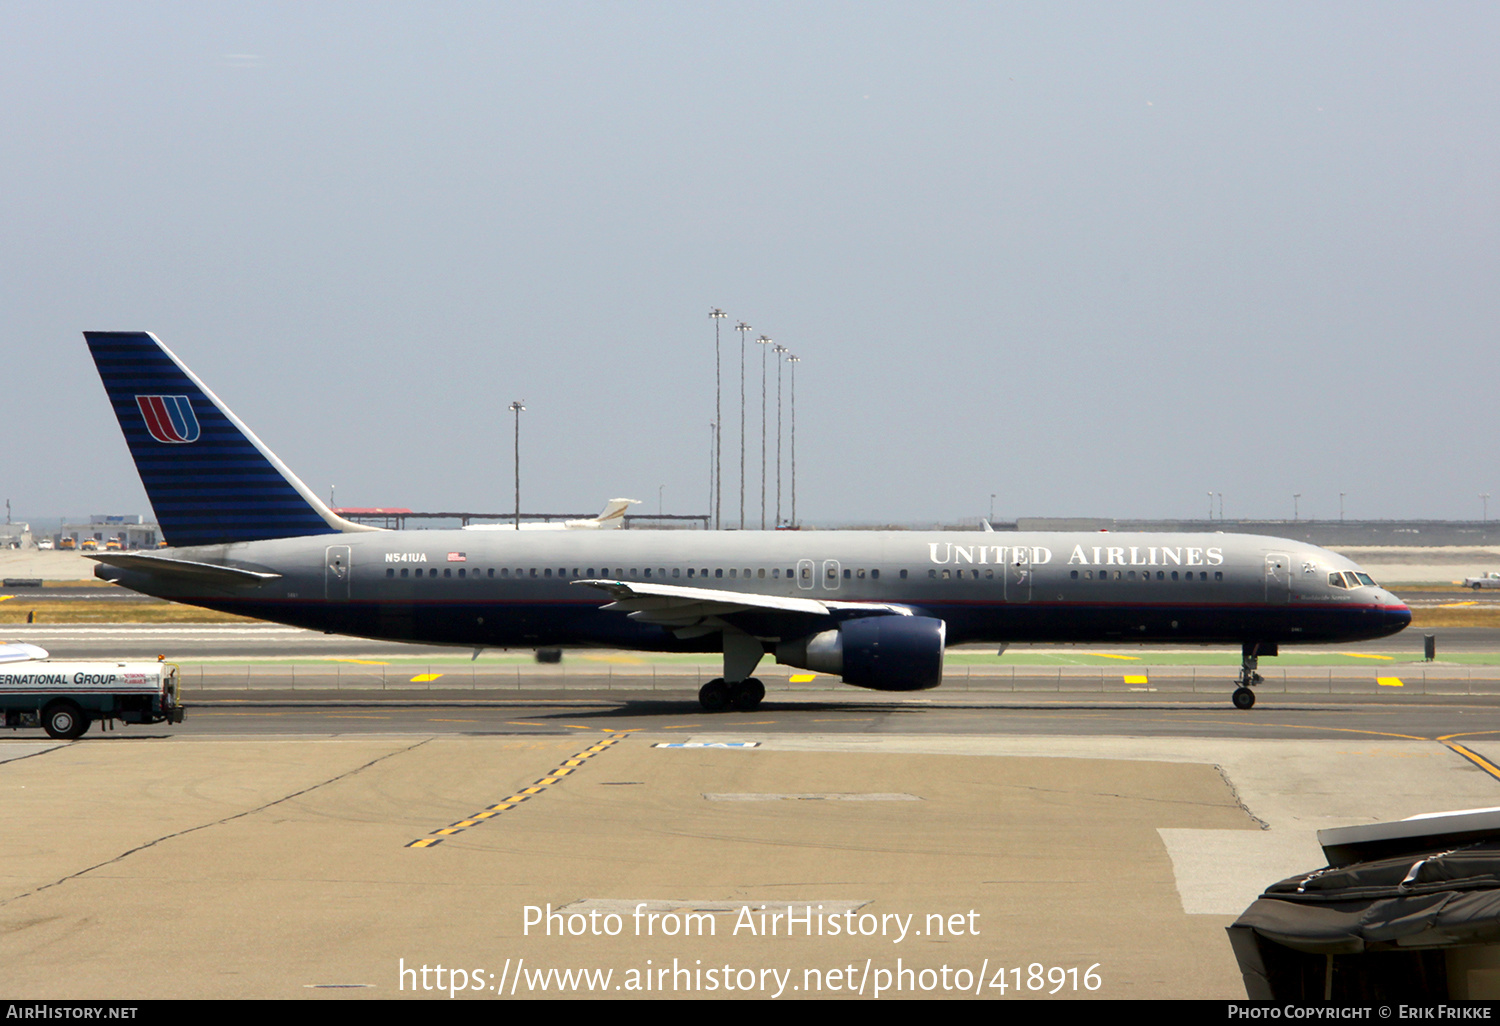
[98,529,1412,653]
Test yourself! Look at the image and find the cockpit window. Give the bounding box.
[1328,572,1347,588]
[1354,572,1377,587]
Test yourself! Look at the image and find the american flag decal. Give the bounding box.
[447,552,467,562]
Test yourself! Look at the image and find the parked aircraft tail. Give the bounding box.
[84,332,379,547]
[567,498,639,529]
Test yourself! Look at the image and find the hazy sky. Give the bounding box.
[5,2,1497,526]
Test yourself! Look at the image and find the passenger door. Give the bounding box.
[1006,547,1032,603]
[325,545,351,601]
[1264,552,1290,604]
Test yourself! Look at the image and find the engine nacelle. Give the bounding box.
[776,615,946,691]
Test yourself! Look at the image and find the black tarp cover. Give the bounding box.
[1228,840,1500,999]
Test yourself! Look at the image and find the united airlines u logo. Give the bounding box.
[135,395,201,443]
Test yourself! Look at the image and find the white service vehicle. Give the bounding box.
[0,658,184,739]
[1464,572,1500,590]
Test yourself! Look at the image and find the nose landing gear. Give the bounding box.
[1233,642,1275,710]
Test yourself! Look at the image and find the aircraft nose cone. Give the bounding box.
[1385,602,1412,633]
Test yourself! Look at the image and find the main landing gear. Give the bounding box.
[698,678,766,712]
[697,628,768,712]
[1232,642,1276,710]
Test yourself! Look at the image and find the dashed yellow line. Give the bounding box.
[406,734,626,848]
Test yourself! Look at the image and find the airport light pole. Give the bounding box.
[509,400,525,529]
[1293,494,1300,521]
[787,353,800,528]
[1340,493,1345,522]
[737,321,751,530]
[1207,492,1213,521]
[774,343,787,526]
[709,309,726,529]
[757,336,772,529]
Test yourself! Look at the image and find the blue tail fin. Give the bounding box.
[85,331,372,547]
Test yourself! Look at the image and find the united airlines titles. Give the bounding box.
[926,543,1223,567]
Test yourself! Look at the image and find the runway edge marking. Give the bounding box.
[406,734,626,848]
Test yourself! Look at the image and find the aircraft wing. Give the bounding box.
[571,579,913,635]
[87,553,283,587]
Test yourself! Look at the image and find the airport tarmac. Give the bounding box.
[8,622,1500,999]
[7,712,1500,1000]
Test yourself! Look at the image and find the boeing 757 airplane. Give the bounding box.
[83,332,1411,712]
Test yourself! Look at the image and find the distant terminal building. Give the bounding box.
[330,508,413,530]
[56,515,160,549]
[331,507,709,530]
[0,522,30,549]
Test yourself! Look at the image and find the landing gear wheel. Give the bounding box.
[42,700,89,740]
[1232,687,1256,710]
[699,678,730,712]
[730,678,765,711]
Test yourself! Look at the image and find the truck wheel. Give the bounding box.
[42,701,89,740]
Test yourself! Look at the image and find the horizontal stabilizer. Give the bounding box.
[88,553,282,587]
[0,642,49,664]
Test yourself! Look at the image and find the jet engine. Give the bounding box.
[776,615,946,691]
